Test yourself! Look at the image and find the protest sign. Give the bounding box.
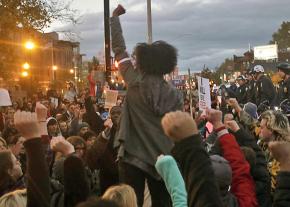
[104,90,118,109]
[197,76,211,111]
[0,88,12,106]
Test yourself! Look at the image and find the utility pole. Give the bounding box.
[147,0,153,44]
[104,0,111,83]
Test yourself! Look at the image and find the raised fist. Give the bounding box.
[14,111,41,140]
[225,120,240,132]
[50,136,75,156]
[35,102,48,122]
[112,4,126,17]
[104,118,113,128]
[205,108,223,129]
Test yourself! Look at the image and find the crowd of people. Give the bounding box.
[0,4,290,207]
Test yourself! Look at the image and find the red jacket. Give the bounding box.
[218,130,258,207]
[87,73,96,97]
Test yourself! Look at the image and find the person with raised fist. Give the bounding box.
[110,4,183,207]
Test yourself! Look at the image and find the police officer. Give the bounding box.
[245,69,256,103]
[236,75,248,105]
[276,62,290,104]
[252,65,276,107]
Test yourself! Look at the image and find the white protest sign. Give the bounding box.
[197,76,211,111]
[104,90,118,109]
[50,97,59,107]
[0,88,12,106]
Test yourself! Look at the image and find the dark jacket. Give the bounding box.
[277,78,290,104]
[246,80,257,103]
[24,138,50,207]
[255,75,276,106]
[86,128,119,194]
[84,97,104,135]
[172,134,223,207]
[233,128,272,207]
[273,171,290,207]
[236,84,248,105]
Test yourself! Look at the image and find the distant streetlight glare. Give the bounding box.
[52,65,58,70]
[69,69,74,74]
[21,71,29,77]
[25,41,35,50]
[23,62,30,70]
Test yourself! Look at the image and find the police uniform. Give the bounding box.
[246,79,256,104]
[256,74,276,106]
[236,76,248,104]
[277,63,290,104]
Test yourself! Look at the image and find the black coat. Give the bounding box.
[24,138,50,207]
[172,134,223,207]
[255,75,276,106]
[236,84,248,105]
[273,171,290,207]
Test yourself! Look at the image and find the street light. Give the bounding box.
[22,62,30,70]
[25,40,35,50]
[69,69,74,74]
[21,71,29,77]
[52,65,58,70]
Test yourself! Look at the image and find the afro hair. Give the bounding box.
[133,40,177,75]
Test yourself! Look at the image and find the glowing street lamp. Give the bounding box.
[52,65,58,70]
[21,71,29,77]
[25,41,35,50]
[22,62,30,70]
[69,69,74,74]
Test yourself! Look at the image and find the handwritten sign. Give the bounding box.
[104,90,118,109]
[197,76,211,111]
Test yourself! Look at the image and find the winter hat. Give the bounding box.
[47,117,58,126]
[210,155,232,188]
[243,102,258,119]
[78,122,90,131]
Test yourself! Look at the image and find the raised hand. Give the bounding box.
[161,111,198,142]
[225,120,240,132]
[14,111,41,140]
[35,102,48,136]
[50,136,75,156]
[205,108,224,129]
[35,102,47,121]
[112,4,126,17]
[104,118,113,128]
[227,98,242,113]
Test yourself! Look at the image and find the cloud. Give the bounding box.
[49,0,290,72]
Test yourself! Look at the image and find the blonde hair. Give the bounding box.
[102,184,138,207]
[0,189,27,207]
[261,110,290,141]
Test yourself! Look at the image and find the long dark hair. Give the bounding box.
[0,150,14,196]
[64,155,90,207]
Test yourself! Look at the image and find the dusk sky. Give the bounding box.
[47,0,290,73]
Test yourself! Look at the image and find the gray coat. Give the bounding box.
[110,16,183,178]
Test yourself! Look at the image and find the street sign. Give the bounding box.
[254,44,278,60]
